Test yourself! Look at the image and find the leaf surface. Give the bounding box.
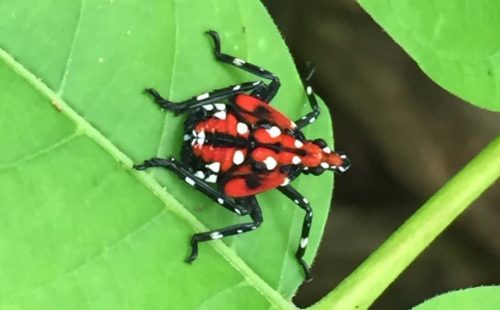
[412,286,500,310]
[0,0,335,308]
[359,0,500,112]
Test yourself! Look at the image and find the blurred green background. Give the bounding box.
[262,0,500,308]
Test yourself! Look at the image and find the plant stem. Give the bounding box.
[311,136,500,310]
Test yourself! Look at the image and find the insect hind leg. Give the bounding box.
[294,63,320,130]
[207,30,281,102]
[186,196,263,263]
[278,185,314,282]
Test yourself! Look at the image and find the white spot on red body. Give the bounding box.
[292,156,301,165]
[233,150,245,165]
[266,126,281,138]
[206,162,221,173]
[237,122,249,135]
[214,111,226,120]
[263,156,277,170]
[203,104,214,111]
[281,178,290,186]
[214,103,225,110]
[194,171,205,179]
[197,93,209,100]
[320,162,329,169]
[205,174,218,183]
[294,140,303,148]
[322,147,331,154]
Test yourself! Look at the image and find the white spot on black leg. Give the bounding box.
[290,121,297,129]
[303,198,309,204]
[292,156,301,165]
[233,85,241,91]
[194,171,205,179]
[252,81,261,86]
[309,117,316,123]
[197,93,209,100]
[203,104,214,111]
[214,111,226,120]
[214,103,225,110]
[233,58,245,66]
[251,226,257,230]
[233,150,245,165]
[301,116,307,120]
[266,126,281,138]
[237,122,249,135]
[340,154,347,159]
[322,147,331,154]
[306,86,313,95]
[185,177,195,186]
[259,67,265,71]
[300,237,309,248]
[263,156,277,170]
[210,232,223,239]
[205,174,218,183]
[235,209,242,215]
[183,134,191,141]
[281,178,290,186]
[338,166,347,172]
[206,162,221,173]
[237,229,243,233]
[294,199,300,205]
[320,162,329,169]
[303,167,309,171]
[217,198,224,205]
[294,140,303,148]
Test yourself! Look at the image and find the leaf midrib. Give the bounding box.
[0,47,296,310]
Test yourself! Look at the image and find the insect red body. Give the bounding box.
[135,30,350,282]
[183,93,348,198]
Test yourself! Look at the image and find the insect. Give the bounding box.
[134,30,350,281]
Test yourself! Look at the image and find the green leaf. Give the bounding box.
[412,286,500,310]
[358,0,500,112]
[0,0,335,308]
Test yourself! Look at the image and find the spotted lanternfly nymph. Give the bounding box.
[134,30,351,282]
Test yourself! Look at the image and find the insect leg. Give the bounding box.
[278,184,314,282]
[186,196,263,263]
[144,81,262,115]
[207,30,281,102]
[134,157,248,216]
[294,63,320,131]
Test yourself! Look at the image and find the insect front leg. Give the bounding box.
[278,185,314,282]
[207,30,281,102]
[144,81,262,115]
[294,63,320,131]
[134,157,247,216]
[186,196,263,263]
